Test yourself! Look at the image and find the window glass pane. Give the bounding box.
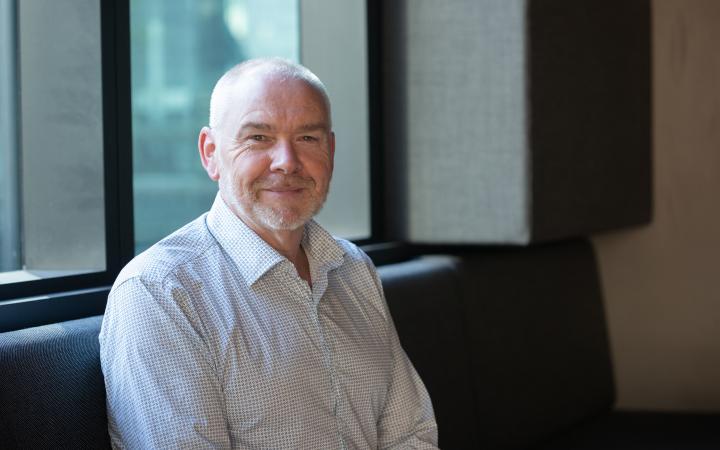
[131,0,300,253]
[1,0,20,274]
[1,0,105,285]
[300,1,371,240]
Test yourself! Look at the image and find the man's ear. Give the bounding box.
[199,127,220,181]
[329,131,336,170]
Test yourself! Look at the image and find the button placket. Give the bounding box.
[308,295,347,449]
[280,261,347,447]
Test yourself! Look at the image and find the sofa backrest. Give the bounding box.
[380,255,481,449]
[381,239,615,449]
[0,239,613,450]
[0,315,110,449]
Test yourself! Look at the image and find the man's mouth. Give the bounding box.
[257,184,308,200]
[265,186,304,193]
[254,176,315,195]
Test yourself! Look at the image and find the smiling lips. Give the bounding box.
[266,186,303,193]
[254,175,315,197]
[263,188,304,199]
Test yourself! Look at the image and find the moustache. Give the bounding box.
[252,175,316,191]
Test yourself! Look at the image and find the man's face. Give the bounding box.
[203,75,335,233]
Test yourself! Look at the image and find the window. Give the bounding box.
[0,0,107,285]
[299,1,372,241]
[0,0,381,331]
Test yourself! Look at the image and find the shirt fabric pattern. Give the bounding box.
[99,194,438,449]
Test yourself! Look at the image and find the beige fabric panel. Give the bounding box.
[594,0,720,411]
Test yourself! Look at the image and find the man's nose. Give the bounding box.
[269,139,301,174]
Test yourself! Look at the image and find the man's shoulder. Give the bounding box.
[332,236,372,266]
[326,235,383,288]
[326,235,391,322]
[113,213,218,290]
[304,220,374,272]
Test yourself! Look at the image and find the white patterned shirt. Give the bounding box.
[99,194,438,449]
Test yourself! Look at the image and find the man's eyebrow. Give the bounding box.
[298,122,330,132]
[240,122,274,132]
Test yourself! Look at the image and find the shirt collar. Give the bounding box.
[206,193,345,285]
[302,218,346,278]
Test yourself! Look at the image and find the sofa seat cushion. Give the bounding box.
[537,411,720,449]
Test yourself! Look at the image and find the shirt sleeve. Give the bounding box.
[363,255,440,449]
[99,276,231,449]
[377,325,440,449]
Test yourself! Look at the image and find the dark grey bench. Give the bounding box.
[1,239,718,449]
[380,240,720,449]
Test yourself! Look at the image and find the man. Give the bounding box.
[100,58,438,449]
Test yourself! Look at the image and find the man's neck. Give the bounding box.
[245,220,312,286]
[260,227,312,286]
[256,226,304,264]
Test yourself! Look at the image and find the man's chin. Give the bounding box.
[252,206,314,231]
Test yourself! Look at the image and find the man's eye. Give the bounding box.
[301,135,318,142]
[251,135,267,142]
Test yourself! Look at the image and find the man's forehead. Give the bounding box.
[230,72,323,102]
[235,100,329,121]
[222,79,328,125]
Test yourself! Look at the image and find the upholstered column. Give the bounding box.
[388,0,651,243]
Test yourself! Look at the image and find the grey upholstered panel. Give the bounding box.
[379,256,480,449]
[457,240,614,449]
[406,0,531,243]
[397,0,651,243]
[0,315,110,449]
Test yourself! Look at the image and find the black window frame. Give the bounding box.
[0,0,398,333]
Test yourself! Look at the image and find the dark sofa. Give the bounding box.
[380,241,720,449]
[1,239,718,449]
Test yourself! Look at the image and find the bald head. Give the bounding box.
[208,58,332,131]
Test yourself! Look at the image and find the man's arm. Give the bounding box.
[376,316,439,449]
[361,254,439,449]
[100,277,231,449]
